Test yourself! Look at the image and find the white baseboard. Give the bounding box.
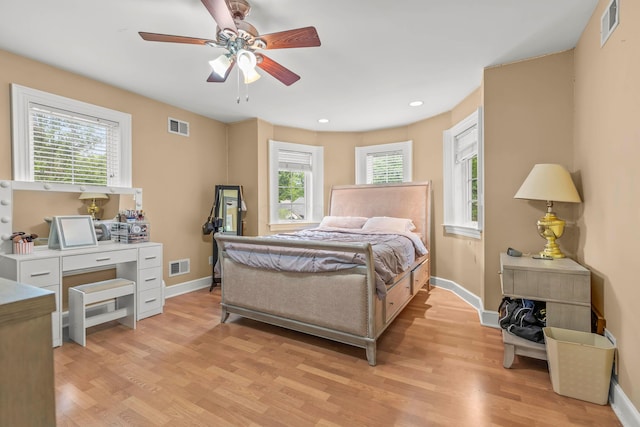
[164,276,212,299]
[611,378,640,427]
[431,276,639,426]
[430,277,500,329]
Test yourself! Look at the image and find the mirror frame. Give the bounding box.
[214,185,243,236]
[0,180,142,253]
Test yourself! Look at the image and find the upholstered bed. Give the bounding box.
[214,181,431,365]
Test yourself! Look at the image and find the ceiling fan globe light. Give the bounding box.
[236,49,260,84]
[236,49,256,70]
[243,68,261,84]
[209,55,232,77]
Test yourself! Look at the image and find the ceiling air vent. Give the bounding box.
[601,0,619,47]
[168,117,189,136]
[169,259,190,277]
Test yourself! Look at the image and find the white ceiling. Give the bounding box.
[0,0,598,132]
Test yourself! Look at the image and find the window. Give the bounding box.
[443,108,483,238]
[269,140,323,225]
[355,140,412,184]
[11,84,132,187]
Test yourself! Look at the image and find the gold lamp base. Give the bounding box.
[87,200,99,220]
[536,204,566,258]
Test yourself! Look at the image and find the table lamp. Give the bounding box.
[79,192,109,220]
[514,164,582,258]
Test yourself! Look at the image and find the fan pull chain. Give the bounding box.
[236,66,241,104]
[245,81,250,102]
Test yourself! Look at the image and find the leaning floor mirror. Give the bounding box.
[209,185,244,290]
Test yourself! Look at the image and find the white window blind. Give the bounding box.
[278,149,312,171]
[443,108,483,239]
[355,140,412,185]
[366,150,404,184]
[11,84,132,187]
[454,127,477,163]
[269,140,324,226]
[30,103,119,185]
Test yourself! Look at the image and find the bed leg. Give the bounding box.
[365,341,377,366]
[220,306,229,323]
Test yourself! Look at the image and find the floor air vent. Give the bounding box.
[169,259,190,277]
[168,117,189,136]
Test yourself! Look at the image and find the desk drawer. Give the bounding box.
[63,249,137,271]
[139,266,162,291]
[138,287,162,314]
[20,258,60,287]
[139,245,162,269]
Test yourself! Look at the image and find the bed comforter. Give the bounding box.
[221,227,426,298]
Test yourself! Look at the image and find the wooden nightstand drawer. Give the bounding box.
[503,269,590,303]
[500,254,590,304]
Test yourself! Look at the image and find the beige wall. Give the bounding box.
[0,49,228,286]
[483,51,576,309]
[434,90,484,296]
[3,4,638,411]
[574,0,640,409]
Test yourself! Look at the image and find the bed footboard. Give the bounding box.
[215,234,382,365]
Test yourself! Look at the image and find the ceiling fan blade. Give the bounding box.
[139,32,212,45]
[259,26,321,49]
[207,59,235,82]
[256,54,300,86]
[201,0,237,33]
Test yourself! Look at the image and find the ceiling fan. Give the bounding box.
[139,0,321,87]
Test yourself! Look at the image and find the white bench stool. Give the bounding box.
[69,278,136,346]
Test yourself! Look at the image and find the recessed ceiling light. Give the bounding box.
[409,101,423,107]
[318,118,329,124]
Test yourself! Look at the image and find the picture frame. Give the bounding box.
[48,215,98,250]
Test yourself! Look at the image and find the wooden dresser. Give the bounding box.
[499,253,591,368]
[0,278,56,426]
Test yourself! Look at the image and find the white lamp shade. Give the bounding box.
[79,192,109,201]
[514,164,582,203]
[236,49,261,84]
[209,55,232,78]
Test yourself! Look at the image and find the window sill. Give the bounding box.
[443,224,482,239]
[268,222,319,233]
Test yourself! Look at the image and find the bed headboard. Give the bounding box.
[328,181,432,250]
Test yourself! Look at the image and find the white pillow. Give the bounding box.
[362,216,416,233]
[318,216,369,229]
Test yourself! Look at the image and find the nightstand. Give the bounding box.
[499,252,591,368]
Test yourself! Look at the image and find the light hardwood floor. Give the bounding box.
[54,286,621,426]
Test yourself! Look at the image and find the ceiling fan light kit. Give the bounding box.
[209,55,232,78]
[236,49,260,84]
[139,0,321,99]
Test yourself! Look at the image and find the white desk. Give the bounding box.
[0,241,163,347]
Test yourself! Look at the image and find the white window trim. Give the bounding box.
[443,108,483,239]
[11,84,132,187]
[269,140,324,226]
[355,140,412,185]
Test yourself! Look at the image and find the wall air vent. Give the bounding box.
[168,117,189,136]
[169,259,190,277]
[601,0,619,47]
